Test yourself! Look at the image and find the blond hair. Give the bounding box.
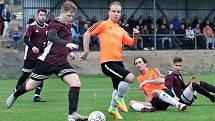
[108,1,121,10]
[61,1,77,13]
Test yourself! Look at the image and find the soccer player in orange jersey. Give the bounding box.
[80,1,139,120]
[129,57,186,112]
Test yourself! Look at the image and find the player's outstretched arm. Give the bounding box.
[47,31,78,50]
[123,28,139,47]
[80,31,91,60]
[47,31,68,45]
[141,77,165,86]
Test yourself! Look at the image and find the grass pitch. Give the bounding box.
[1,74,215,121]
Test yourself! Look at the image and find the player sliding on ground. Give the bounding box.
[80,1,139,120]
[165,57,215,105]
[129,57,186,112]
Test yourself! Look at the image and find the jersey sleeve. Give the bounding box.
[152,68,161,77]
[122,30,134,46]
[87,21,104,35]
[24,25,34,37]
[164,73,175,89]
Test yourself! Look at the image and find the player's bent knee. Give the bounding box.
[70,81,81,87]
[63,73,81,87]
[125,73,134,84]
[191,81,198,90]
[26,80,41,91]
[68,79,81,87]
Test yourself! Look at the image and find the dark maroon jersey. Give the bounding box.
[38,19,71,65]
[24,21,48,60]
[164,71,186,98]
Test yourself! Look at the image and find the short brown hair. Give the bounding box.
[134,57,147,65]
[108,1,121,10]
[173,57,182,64]
[61,1,77,13]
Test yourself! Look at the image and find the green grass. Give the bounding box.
[1,74,215,121]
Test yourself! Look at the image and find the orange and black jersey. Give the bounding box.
[88,19,135,64]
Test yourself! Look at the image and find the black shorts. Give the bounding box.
[21,60,37,73]
[151,88,175,110]
[101,61,130,89]
[30,60,77,81]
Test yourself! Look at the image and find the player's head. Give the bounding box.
[60,1,77,24]
[134,57,147,72]
[36,9,47,23]
[172,57,183,74]
[108,1,121,23]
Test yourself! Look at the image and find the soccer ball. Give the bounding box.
[88,111,106,121]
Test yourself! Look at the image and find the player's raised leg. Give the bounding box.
[190,81,215,102]
[16,71,31,90]
[6,79,42,108]
[199,81,215,93]
[114,74,134,112]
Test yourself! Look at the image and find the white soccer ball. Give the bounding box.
[88,111,106,121]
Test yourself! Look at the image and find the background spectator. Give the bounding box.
[157,24,172,49]
[71,18,79,49]
[203,23,214,49]
[12,26,21,50]
[175,24,186,49]
[185,25,195,49]
[172,16,181,31]
[1,4,11,39]
[193,24,204,49]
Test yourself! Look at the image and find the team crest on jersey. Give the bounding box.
[35,30,39,32]
[107,26,113,29]
[148,76,152,80]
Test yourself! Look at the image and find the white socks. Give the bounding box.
[110,81,131,109]
[131,103,146,112]
[110,90,117,109]
[159,91,177,106]
[116,81,131,99]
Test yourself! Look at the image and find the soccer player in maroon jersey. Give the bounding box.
[15,8,48,102]
[6,1,88,121]
[165,57,215,105]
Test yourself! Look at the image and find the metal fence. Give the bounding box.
[0,34,210,51]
